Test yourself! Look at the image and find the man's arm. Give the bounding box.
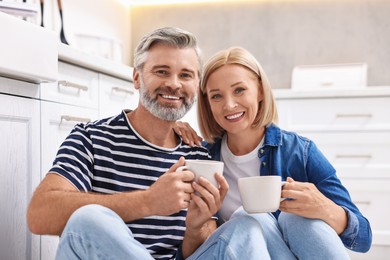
[27,173,154,235]
[28,157,195,236]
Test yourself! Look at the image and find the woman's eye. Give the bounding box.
[210,94,221,100]
[234,87,245,94]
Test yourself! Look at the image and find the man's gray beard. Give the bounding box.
[139,79,196,121]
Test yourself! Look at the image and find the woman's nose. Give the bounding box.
[223,97,238,110]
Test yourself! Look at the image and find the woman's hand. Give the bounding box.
[186,174,228,229]
[173,121,203,147]
[280,177,348,235]
[182,173,229,258]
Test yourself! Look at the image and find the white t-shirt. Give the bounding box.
[219,135,264,222]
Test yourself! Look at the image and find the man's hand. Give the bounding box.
[145,157,195,216]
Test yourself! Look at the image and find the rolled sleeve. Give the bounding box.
[339,207,359,249]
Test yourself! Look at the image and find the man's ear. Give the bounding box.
[133,69,140,90]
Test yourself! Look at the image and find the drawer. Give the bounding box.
[348,245,390,260]
[41,62,99,109]
[41,101,99,175]
[0,76,39,99]
[99,73,138,118]
[277,97,390,131]
[300,132,390,179]
[342,179,390,246]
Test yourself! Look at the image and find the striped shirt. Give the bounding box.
[50,110,211,259]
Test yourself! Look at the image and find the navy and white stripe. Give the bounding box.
[50,110,210,259]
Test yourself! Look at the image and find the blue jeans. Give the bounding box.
[56,205,349,259]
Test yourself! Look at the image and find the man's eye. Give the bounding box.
[155,70,168,76]
[180,73,193,79]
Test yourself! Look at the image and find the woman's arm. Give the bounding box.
[280,140,372,252]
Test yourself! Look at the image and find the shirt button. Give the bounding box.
[260,149,264,154]
[262,162,267,167]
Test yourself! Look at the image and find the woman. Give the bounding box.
[177,46,372,258]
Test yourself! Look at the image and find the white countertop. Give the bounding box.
[273,86,390,99]
[1,12,133,83]
[58,43,133,82]
[0,12,57,83]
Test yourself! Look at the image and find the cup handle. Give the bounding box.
[176,166,188,172]
[280,181,287,201]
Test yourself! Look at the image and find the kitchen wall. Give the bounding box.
[130,0,390,88]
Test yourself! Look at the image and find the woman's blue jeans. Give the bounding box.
[56,205,350,259]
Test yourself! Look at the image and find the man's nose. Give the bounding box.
[164,75,182,89]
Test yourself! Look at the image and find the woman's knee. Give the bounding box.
[279,212,335,234]
[224,215,263,237]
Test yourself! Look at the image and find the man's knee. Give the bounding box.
[66,204,115,233]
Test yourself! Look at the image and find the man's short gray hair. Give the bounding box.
[134,27,202,76]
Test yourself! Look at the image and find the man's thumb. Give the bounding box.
[168,156,186,173]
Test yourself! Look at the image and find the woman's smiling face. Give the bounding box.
[205,64,264,135]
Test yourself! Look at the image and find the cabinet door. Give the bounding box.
[0,94,40,260]
[277,97,390,132]
[41,62,99,109]
[40,101,99,260]
[99,73,138,118]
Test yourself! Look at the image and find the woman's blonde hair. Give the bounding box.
[198,47,278,143]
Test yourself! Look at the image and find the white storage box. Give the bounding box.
[291,63,367,89]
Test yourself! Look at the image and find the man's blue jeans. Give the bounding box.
[56,205,350,259]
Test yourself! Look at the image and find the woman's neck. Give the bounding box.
[226,126,265,156]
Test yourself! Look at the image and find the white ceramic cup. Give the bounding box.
[176,159,224,187]
[238,175,286,213]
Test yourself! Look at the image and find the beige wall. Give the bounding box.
[130,0,390,88]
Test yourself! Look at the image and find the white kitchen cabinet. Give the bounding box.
[275,87,390,259]
[99,73,138,118]
[41,61,99,109]
[40,61,100,259]
[0,78,41,260]
[40,101,99,260]
[41,101,99,174]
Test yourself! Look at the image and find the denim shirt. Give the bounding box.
[205,123,372,253]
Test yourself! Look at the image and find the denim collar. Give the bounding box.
[205,123,282,160]
[263,123,282,147]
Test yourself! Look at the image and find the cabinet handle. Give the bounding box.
[58,80,89,91]
[336,113,372,118]
[335,154,372,159]
[61,115,91,123]
[353,201,371,206]
[112,86,134,95]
